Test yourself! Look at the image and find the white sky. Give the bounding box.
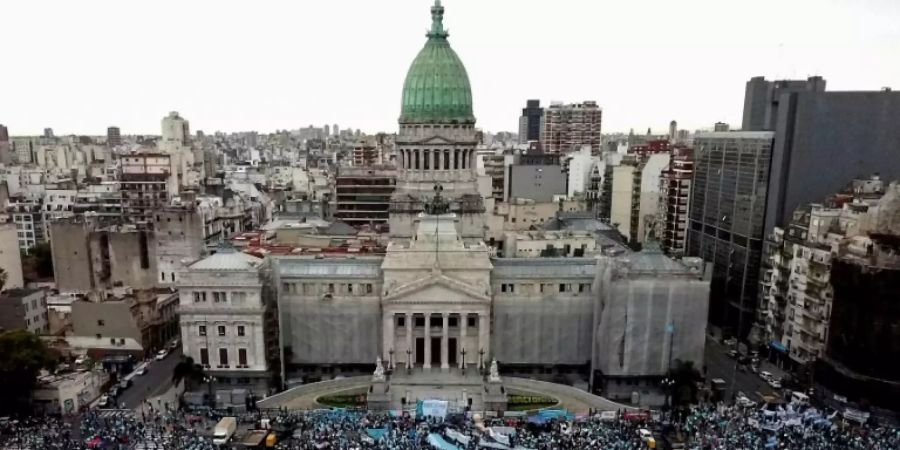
[2,0,899,136]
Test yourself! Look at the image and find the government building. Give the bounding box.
[177,1,711,405]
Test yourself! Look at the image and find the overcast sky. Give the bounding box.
[2,0,899,136]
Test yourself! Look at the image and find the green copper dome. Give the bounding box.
[400,1,475,124]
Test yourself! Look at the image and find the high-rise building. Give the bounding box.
[609,152,670,246]
[687,132,774,338]
[107,126,122,147]
[713,122,730,132]
[43,128,54,139]
[517,99,543,144]
[668,120,677,142]
[742,76,826,132]
[324,124,331,137]
[763,87,900,235]
[658,146,693,257]
[0,124,9,142]
[160,111,190,149]
[541,101,602,154]
[333,124,340,137]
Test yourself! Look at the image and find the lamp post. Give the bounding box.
[406,349,412,374]
[388,349,395,371]
[662,377,675,413]
[478,348,485,374]
[461,348,467,375]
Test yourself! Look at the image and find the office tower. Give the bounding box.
[333,124,340,137]
[107,126,122,147]
[542,101,602,154]
[763,87,900,235]
[43,128,54,139]
[713,122,730,132]
[668,120,677,142]
[687,131,775,338]
[517,99,543,144]
[0,124,8,142]
[742,76,826,131]
[324,124,331,137]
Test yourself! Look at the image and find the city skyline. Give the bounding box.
[2,0,899,135]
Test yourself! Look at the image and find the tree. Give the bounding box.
[0,267,7,292]
[669,359,702,408]
[173,356,206,390]
[0,329,58,414]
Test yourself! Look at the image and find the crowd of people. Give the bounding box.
[1,403,898,450]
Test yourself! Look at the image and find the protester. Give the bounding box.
[1,403,897,450]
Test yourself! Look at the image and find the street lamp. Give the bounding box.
[478,348,485,373]
[406,349,412,374]
[388,349,395,371]
[461,348,467,375]
[661,377,675,412]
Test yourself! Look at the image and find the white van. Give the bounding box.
[791,391,810,406]
[759,371,773,382]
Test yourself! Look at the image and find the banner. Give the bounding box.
[446,429,471,446]
[421,400,449,419]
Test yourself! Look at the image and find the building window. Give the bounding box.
[97,320,105,326]
[578,283,591,293]
[430,316,441,327]
[347,284,354,294]
[193,292,207,303]
[200,348,210,367]
[468,316,476,328]
[237,326,245,337]
[365,284,374,294]
[414,316,425,327]
[238,348,248,367]
[218,348,229,367]
[327,283,335,294]
[218,326,226,336]
[449,317,459,327]
[199,325,206,336]
[501,283,515,293]
[213,292,226,303]
[559,283,567,293]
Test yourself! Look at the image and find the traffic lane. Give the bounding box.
[705,338,778,401]
[118,347,183,410]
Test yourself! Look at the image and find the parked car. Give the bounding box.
[737,395,757,408]
[135,366,147,376]
[727,349,739,358]
[168,339,180,351]
[155,349,169,361]
[759,371,773,382]
[97,395,110,408]
[724,337,738,347]
[769,378,782,389]
[749,365,760,374]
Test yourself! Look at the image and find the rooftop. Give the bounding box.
[189,249,263,271]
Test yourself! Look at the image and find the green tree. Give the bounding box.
[0,329,58,414]
[172,356,206,390]
[670,359,702,408]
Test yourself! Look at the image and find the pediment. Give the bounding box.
[411,135,456,145]
[383,273,490,304]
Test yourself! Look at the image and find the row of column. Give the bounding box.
[400,148,475,171]
[383,311,490,370]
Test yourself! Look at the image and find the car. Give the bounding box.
[168,339,180,351]
[736,395,757,408]
[726,349,739,358]
[155,349,169,361]
[118,379,132,390]
[637,429,653,442]
[97,395,110,408]
[135,366,147,376]
[759,371,773,382]
[724,337,738,347]
[768,378,782,389]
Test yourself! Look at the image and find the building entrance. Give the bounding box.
[431,337,441,365]
[448,338,457,366]
[415,338,425,365]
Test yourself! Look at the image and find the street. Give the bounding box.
[704,335,785,403]
[116,347,183,410]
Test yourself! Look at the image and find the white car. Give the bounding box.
[155,349,169,361]
[759,371,773,382]
[637,429,653,442]
[737,395,757,408]
[97,395,110,408]
[768,379,782,389]
[135,366,147,376]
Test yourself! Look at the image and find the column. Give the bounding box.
[423,313,432,369]
[459,313,468,369]
[383,312,394,362]
[405,312,413,369]
[441,313,450,370]
[478,313,490,368]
